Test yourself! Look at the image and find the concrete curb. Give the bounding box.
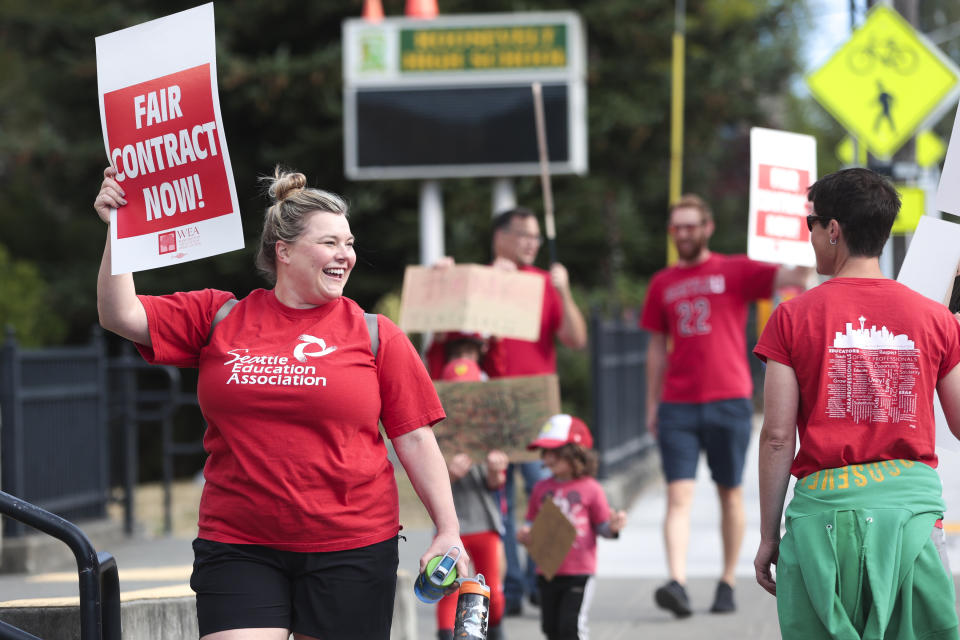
[0,597,197,640]
[0,573,419,640]
[0,519,126,575]
[601,447,661,511]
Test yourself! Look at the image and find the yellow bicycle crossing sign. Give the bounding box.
[807,4,960,159]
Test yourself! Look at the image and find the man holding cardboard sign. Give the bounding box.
[489,206,588,616]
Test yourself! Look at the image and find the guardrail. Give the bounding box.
[0,492,120,640]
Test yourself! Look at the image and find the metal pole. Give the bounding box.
[667,0,686,266]
[532,82,558,265]
[121,344,138,536]
[850,0,859,166]
[419,180,444,266]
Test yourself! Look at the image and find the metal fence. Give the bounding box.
[589,308,654,478]
[0,327,109,537]
[108,344,204,535]
[1,328,204,540]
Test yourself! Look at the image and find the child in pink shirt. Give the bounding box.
[519,414,627,640]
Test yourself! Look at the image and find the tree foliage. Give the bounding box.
[0,0,817,343]
[0,244,66,346]
[0,0,826,423]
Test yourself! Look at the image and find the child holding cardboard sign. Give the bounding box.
[518,415,627,640]
[434,332,509,640]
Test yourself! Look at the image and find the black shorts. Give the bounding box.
[657,398,753,487]
[190,536,399,639]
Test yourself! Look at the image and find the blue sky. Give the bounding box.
[804,1,855,73]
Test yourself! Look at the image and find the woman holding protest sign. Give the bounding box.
[94,165,467,640]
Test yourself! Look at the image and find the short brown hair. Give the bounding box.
[669,194,713,223]
[551,443,598,479]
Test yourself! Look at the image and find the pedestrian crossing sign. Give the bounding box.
[806,4,960,159]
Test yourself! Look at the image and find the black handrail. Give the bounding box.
[0,491,120,640]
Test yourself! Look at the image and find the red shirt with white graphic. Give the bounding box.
[525,475,612,576]
[754,278,960,478]
[640,254,778,403]
[499,265,564,376]
[136,288,445,552]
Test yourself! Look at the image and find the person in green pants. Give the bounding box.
[754,167,960,639]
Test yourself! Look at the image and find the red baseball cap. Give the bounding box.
[527,414,593,450]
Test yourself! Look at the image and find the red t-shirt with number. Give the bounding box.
[640,254,778,403]
[754,278,960,478]
[136,288,445,552]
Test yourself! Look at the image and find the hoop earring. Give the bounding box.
[829,238,837,246]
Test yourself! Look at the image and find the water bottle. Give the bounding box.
[413,546,460,604]
[453,573,490,640]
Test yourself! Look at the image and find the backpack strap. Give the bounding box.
[207,298,238,345]
[364,312,380,359]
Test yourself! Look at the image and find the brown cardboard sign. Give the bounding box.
[433,374,560,462]
[398,264,545,341]
[526,499,576,581]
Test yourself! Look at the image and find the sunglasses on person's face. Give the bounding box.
[805,215,835,232]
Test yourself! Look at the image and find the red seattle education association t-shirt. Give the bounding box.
[754,278,960,478]
[640,254,778,403]
[136,288,446,552]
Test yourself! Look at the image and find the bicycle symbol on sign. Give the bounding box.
[847,36,918,75]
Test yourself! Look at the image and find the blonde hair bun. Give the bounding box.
[267,167,307,203]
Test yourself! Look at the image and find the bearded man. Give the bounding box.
[640,194,806,618]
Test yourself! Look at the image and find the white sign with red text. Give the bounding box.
[96,3,243,274]
[747,127,817,267]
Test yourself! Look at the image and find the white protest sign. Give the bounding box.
[937,100,960,216]
[747,127,817,267]
[896,215,960,452]
[399,264,545,341]
[96,3,243,274]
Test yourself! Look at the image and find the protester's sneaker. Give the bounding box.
[654,580,692,618]
[709,581,736,613]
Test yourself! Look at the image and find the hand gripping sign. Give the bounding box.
[96,4,243,274]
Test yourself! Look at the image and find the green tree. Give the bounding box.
[0,244,66,346]
[0,0,825,420]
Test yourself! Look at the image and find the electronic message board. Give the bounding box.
[342,12,587,180]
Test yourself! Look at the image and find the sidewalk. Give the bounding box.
[1,427,959,638]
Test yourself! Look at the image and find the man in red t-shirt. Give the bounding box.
[640,194,805,618]
[491,206,588,615]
